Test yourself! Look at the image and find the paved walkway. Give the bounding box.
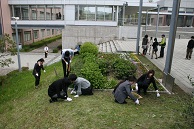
[0,39,62,75]
[117,38,194,94]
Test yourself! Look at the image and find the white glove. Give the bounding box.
[44,70,46,73]
[135,99,140,105]
[70,60,72,63]
[135,83,138,91]
[74,95,79,98]
[156,90,160,97]
[66,97,72,101]
[70,90,76,95]
[66,62,68,65]
[36,73,38,76]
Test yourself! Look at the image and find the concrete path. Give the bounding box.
[117,38,194,94]
[0,39,62,75]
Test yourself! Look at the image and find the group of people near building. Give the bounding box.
[32,51,160,104]
[142,34,166,59]
[142,34,194,60]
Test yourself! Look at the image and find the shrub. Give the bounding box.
[21,34,62,52]
[80,42,98,56]
[81,61,105,89]
[53,48,59,53]
[112,58,136,79]
[0,76,7,86]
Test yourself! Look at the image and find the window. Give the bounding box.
[186,8,194,13]
[46,12,50,20]
[32,10,37,20]
[105,6,113,21]
[21,6,29,20]
[33,30,39,39]
[40,12,45,20]
[24,31,31,41]
[79,5,87,20]
[41,29,45,38]
[52,29,55,35]
[97,6,105,21]
[47,29,50,36]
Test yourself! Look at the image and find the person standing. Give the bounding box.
[142,35,149,55]
[48,77,72,103]
[148,37,153,55]
[112,76,140,105]
[186,36,194,60]
[32,58,46,89]
[136,70,160,97]
[69,74,93,97]
[44,45,49,58]
[151,38,159,59]
[158,34,166,58]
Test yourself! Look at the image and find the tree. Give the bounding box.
[0,34,16,67]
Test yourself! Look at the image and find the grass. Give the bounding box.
[0,55,193,129]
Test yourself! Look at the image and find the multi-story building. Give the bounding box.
[149,0,194,27]
[1,0,158,48]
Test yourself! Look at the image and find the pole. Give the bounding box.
[164,0,181,74]
[15,20,21,72]
[122,3,125,26]
[155,5,160,38]
[136,0,143,54]
[145,10,148,35]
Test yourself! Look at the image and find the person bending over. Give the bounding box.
[112,75,140,105]
[136,70,160,97]
[69,74,93,97]
[48,77,72,103]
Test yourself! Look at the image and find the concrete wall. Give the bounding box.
[62,25,141,49]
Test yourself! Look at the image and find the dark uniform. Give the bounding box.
[48,78,71,102]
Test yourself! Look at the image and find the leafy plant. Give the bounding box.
[80,42,98,56]
[0,34,16,67]
[112,58,136,79]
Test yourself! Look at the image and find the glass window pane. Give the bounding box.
[75,5,78,20]
[97,6,104,21]
[105,6,113,21]
[87,6,95,21]
[21,6,29,20]
[13,5,21,18]
[79,5,87,20]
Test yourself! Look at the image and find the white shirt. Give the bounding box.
[44,46,49,52]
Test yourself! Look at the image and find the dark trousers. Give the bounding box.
[62,60,70,77]
[160,47,165,57]
[45,52,48,58]
[186,48,193,59]
[34,75,40,86]
[143,48,147,55]
[48,91,67,101]
[75,86,93,95]
[137,82,149,94]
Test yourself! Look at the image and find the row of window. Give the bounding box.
[75,5,117,21]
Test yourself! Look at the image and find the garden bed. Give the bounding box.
[70,42,165,91]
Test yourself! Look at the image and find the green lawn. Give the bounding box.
[0,56,193,129]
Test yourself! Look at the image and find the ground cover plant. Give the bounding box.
[0,42,193,128]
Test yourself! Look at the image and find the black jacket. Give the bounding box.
[32,63,44,76]
[187,39,194,49]
[137,74,158,90]
[48,78,71,98]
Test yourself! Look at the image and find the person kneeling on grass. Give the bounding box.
[69,74,93,97]
[135,70,160,97]
[48,77,72,103]
[112,75,140,105]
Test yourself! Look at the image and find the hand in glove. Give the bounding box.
[36,73,38,76]
[156,90,160,97]
[66,97,72,101]
[44,70,46,73]
[135,83,138,91]
[66,62,68,65]
[135,99,140,105]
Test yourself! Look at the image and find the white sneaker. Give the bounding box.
[70,90,76,95]
[74,95,79,98]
